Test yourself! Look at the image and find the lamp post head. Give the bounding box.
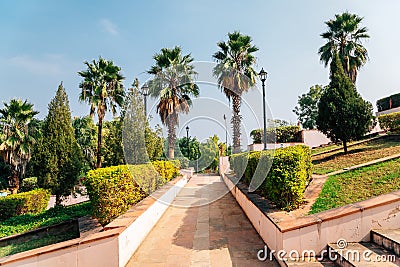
[140,82,149,96]
[186,126,189,133]
[258,68,268,82]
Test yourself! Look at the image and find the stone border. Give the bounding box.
[0,174,188,267]
[219,157,400,267]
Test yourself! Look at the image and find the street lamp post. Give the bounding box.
[140,83,149,117]
[258,68,268,150]
[186,126,190,161]
[223,114,228,155]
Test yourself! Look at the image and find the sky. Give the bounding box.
[1,0,400,144]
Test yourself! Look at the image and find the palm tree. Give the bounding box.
[0,99,39,194]
[213,31,258,153]
[318,12,369,83]
[78,57,125,168]
[148,46,199,159]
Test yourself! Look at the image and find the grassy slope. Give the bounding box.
[310,158,400,214]
[312,138,400,175]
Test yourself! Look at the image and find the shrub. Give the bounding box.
[378,112,400,133]
[19,177,39,192]
[230,145,312,210]
[85,161,180,225]
[250,126,301,144]
[174,157,189,169]
[0,189,50,221]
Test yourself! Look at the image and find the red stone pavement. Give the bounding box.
[126,174,279,267]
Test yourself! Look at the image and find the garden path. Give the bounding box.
[126,174,278,267]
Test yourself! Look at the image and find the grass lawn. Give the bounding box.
[0,231,77,258]
[310,158,400,214]
[0,202,90,238]
[312,138,400,175]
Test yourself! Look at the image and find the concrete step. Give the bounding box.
[328,242,400,267]
[372,229,400,257]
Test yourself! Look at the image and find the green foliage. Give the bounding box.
[213,31,258,153]
[148,46,199,158]
[19,177,38,192]
[0,99,39,193]
[145,125,164,161]
[377,93,400,112]
[32,84,83,205]
[84,161,179,225]
[177,137,200,161]
[0,202,90,238]
[72,116,97,170]
[0,189,50,221]
[102,119,125,167]
[377,112,400,133]
[250,126,301,144]
[317,53,373,153]
[230,145,312,210]
[293,85,325,129]
[78,57,125,168]
[174,157,189,169]
[318,12,369,83]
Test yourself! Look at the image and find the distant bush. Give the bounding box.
[174,157,189,169]
[377,93,400,112]
[378,112,400,133]
[19,177,39,192]
[250,126,302,144]
[0,189,50,221]
[85,161,180,225]
[230,145,312,211]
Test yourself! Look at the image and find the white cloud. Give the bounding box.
[8,55,62,75]
[100,19,119,36]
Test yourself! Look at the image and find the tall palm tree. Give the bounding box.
[148,46,199,159]
[0,99,39,194]
[78,57,125,168]
[213,31,258,153]
[318,12,369,83]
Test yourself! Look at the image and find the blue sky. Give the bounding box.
[1,0,400,143]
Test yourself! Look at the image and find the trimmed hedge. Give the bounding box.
[377,93,400,112]
[378,111,400,133]
[230,145,312,210]
[0,189,50,221]
[250,126,301,144]
[85,161,180,225]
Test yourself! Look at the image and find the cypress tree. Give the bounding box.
[317,52,373,154]
[36,83,82,205]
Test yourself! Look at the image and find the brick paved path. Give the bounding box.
[126,174,278,267]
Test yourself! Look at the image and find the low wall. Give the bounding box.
[301,129,331,148]
[219,157,400,266]
[0,175,188,267]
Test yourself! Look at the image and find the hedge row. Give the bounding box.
[0,189,50,221]
[377,93,400,112]
[378,111,400,133]
[250,126,301,144]
[230,145,312,210]
[84,161,180,225]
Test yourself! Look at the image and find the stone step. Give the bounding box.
[372,229,400,257]
[285,259,337,266]
[328,242,400,267]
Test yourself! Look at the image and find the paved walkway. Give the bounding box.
[126,174,278,267]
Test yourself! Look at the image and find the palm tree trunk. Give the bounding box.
[9,170,19,194]
[96,118,103,168]
[343,140,348,154]
[167,117,176,159]
[231,95,242,154]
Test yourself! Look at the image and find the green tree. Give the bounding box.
[0,99,39,194]
[72,116,97,170]
[78,57,125,168]
[177,137,200,161]
[213,31,258,153]
[102,119,125,167]
[317,53,373,154]
[318,12,369,83]
[293,85,325,129]
[145,125,164,161]
[35,83,82,205]
[148,46,199,159]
